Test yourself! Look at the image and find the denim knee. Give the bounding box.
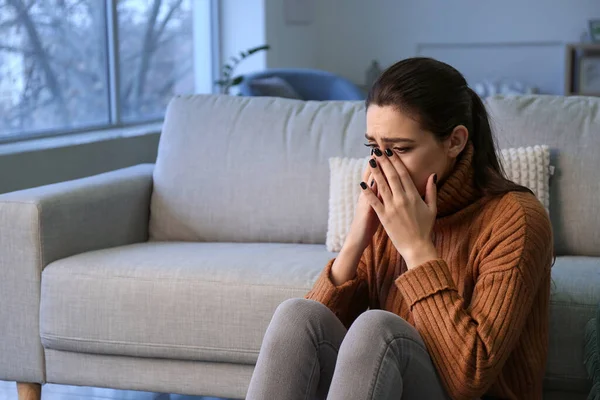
[269,298,338,334]
[350,310,424,345]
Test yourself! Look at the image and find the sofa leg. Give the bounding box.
[17,382,41,400]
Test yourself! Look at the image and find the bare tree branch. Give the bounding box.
[154,0,183,42]
[0,19,18,29]
[0,44,35,55]
[157,61,192,96]
[151,32,178,52]
[132,0,162,113]
[6,0,68,124]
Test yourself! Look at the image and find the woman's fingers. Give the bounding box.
[359,180,384,216]
[368,157,394,204]
[372,150,405,198]
[367,172,381,198]
[381,148,420,198]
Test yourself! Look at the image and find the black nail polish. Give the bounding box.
[370,148,374,156]
[370,179,375,187]
[385,148,393,157]
[360,181,368,190]
[369,159,377,168]
[373,148,383,157]
[433,174,438,184]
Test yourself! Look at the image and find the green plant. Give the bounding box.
[215,44,270,94]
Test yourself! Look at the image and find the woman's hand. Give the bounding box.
[360,149,439,269]
[345,161,382,252]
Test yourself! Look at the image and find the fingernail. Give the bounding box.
[433,174,438,184]
[370,179,375,187]
[360,181,368,190]
[369,159,377,168]
[370,148,374,156]
[385,148,393,157]
[373,148,383,157]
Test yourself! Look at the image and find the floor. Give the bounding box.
[0,380,232,400]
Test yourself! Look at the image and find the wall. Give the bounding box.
[220,0,267,77]
[264,0,318,68]
[313,0,600,92]
[0,132,159,194]
[220,0,319,71]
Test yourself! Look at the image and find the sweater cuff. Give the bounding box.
[395,258,457,308]
[305,258,363,310]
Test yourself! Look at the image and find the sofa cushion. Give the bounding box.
[486,95,600,256]
[39,245,599,391]
[150,95,367,244]
[40,242,333,364]
[546,256,600,392]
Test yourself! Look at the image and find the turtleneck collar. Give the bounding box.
[435,141,482,218]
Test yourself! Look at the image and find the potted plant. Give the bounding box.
[216,44,270,94]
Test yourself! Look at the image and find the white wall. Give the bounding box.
[311,0,600,92]
[264,0,318,68]
[220,0,267,78]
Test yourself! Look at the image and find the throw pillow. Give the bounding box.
[326,145,552,252]
[247,76,303,99]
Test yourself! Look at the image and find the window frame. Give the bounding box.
[0,0,219,145]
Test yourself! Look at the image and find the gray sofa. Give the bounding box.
[1,94,599,400]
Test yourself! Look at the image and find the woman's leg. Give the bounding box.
[246,298,348,400]
[326,310,449,400]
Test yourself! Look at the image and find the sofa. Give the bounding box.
[0,94,599,400]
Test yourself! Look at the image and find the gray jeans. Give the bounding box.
[246,298,449,400]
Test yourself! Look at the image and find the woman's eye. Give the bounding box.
[364,144,411,154]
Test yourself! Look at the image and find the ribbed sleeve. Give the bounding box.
[304,257,369,328]
[395,193,553,400]
[395,259,457,305]
[305,226,386,329]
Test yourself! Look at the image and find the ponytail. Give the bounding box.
[466,87,533,197]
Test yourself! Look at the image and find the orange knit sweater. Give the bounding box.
[305,144,553,400]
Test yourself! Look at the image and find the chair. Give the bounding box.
[237,68,365,100]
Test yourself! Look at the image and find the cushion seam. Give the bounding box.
[43,271,315,290]
[41,333,260,354]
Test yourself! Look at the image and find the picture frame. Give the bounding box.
[578,56,600,95]
[589,20,600,43]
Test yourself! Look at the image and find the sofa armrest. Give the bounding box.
[0,163,154,383]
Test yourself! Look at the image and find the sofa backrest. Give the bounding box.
[486,95,600,256]
[149,95,367,244]
[150,94,599,256]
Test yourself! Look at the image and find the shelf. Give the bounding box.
[566,43,600,50]
[565,44,600,96]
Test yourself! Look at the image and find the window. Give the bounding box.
[0,0,216,141]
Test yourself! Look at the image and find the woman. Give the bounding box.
[246,57,553,400]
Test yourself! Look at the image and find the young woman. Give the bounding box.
[246,57,553,400]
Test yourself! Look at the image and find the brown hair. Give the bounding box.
[366,57,532,197]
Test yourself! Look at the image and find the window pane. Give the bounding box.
[0,0,109,138]
[118,0,194,123]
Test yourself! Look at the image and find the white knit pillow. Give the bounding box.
[326,145,552,252]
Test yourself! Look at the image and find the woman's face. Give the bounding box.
[365,105,463,196]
